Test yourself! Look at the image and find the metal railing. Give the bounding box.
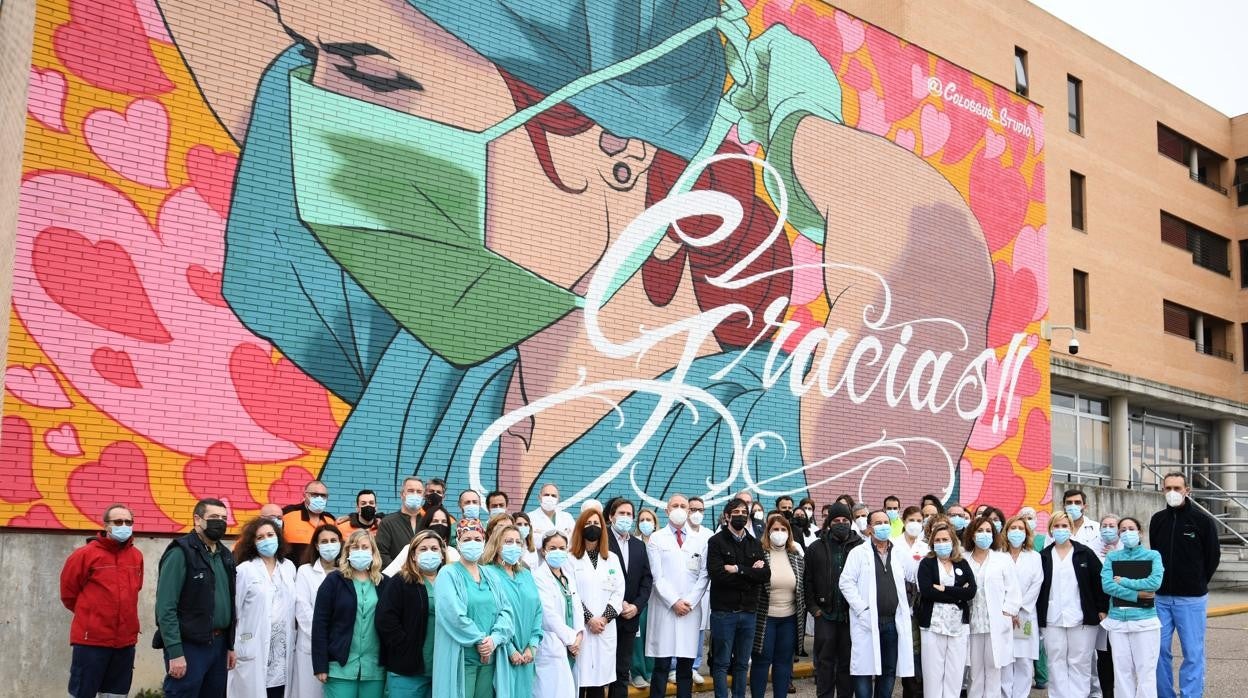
[1139,462,1248,546]
[1190,171,1229,195]
[1195,343,1235,361]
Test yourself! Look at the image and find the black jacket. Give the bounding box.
[914,557,976,628]
[608,533,653,633]
[375,575,429,676]
[707,527,770,612]
[803,533,862,622]
[1037,542,1108,627]
[1149,501,1221,596]
[312,570,380,674]
[376,512,420,569]
[152,533,236,650]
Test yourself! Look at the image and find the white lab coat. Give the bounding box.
[529,507,576,539]
[891,534,930,583]
[686,525,714,631]
[838,542,915,678]
[967,550,1022,669]
[533,563,585,698]
[645,524,709,658]
[290,562,328,698]
[572,551,625,687]
[1007,548,1043,660]
[228,558,297,698]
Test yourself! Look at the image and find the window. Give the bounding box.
[1164,300,1234,360]
[1070,171,1086,230]
[1241,241,1248,288]
[1158,123,1229,194]
[1014,47,1029,97]
[1073,270,1088,330]
[1242,323,1248,370]
[1051,391,1110,484]
[1160,211,1230,275]
[1067,75,1082,134]
[1235,157,1247,207]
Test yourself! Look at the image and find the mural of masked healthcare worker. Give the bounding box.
[157,0,995,514]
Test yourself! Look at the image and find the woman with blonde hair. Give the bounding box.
[376,530,444,697]
[311,529,384,698]
[915,520,977,698]
[999,515,1043,698]
[483,523,544,697]
[569,507,624,697]
[1037,511,1107,698]
[749,513,805,698]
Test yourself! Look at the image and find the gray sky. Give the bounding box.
[1028,0,1248,116]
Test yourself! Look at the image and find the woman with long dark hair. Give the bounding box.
[569,508,624,697]
[229,517,297,698]
[749,513,805,698]
[292,524,341,698]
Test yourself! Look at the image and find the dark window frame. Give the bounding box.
[1067,75,1083,135]
[1160,211,1230,276]
[1070,171,1086,231]
[1014,47,1029,97]
[1073,270,1089,331]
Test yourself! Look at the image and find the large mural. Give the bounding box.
[3,0,1050,531]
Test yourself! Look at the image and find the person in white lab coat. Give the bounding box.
[645,495,709,698]
[529,483,577,541]
[570,508,625,696]
[838,510,915,698]
[1000,515,1044,698]
[228,517,297,698]
[960,516,1022,698]
[534,529,585,698]
[291,524,342,698]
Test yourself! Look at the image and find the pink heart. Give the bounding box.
[789,235,824,305]
[984,127,1006,160]
[959,459,984,504]
[911,64,930,100]
[0,416,41,503]
[1027,104,1044,154]
[83,98,170,188]
[28,67,69,133]
[919,104,950,157]
[5,364,72,409]
[44,422,84,457]
[856,90,889,136]
[834,11,865,53]
[894,128,916,153]
[267,465,318,506]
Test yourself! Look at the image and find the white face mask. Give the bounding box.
[668,508,688,527]
[689,511,704,526]
[769,531,788,548]
[904,521,924,539]
[1165,490,1185,508]
[854,516,868,532]
[541,494,559,512]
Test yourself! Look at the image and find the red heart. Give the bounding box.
[183,442,261,509]
[981,455,1026,514]
[229,343,338,449]
[92,347,143,389]
[969,155,1029,253]
[267,465,318,506]
[52,0,173,97]
[1017,408,1051,472]
[185,146,238,219]
[186,265,228,308]
[987,262,1038,347]
[0,416,41,503]
[67,441,182,531]
[7,504,64,528]
[33,226,172,343]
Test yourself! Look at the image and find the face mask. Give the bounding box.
[347,550,373,571]
[1101,527,1119,544]
[613,517,634,535]
[1025,518,1036,531]
[951,516,969,531]
[886,509,900,521]
[582,525,602,542]
[1052,529,1071,545]
[1120,530,1141,549]
[730,515,749,531]
[803,508,814,519]
[424,492,443,509]
[462,504,481,520]
[872,524,892,542]
[934,542,953,558]
[1165,491,1185,508]
[545,549,569,569]
[429,524,451,542]
[639,520,656,537]
[781,509,793,520]
[854,516,868,532]
[490,507,507,518]
[203,519,227,541]
[668,509,688,527]
[459,540,485,563]
[769,531,788,548]
[108,525,133,544]
[404,494,424,511]
[1064,504,1083,521]
[829,523,852,541]
[992,521,1002,533]
[501,543,524,565]
[973,532,994,550]
[689,511,705,526]
[308,496,327,514]
[753,511,765,521]
[418,550,442,571]
[1007,529,1026,548]
[257,537,280,558]
[541,495,559,513]
[318,542,342,561]
[517,525,531,540]
[904,521,924,539]
[360,505,377,520]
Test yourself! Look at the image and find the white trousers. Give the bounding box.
[1107,627,1161,698]
[999,658,1034,698]
[921,629,968,698]
[1044,625,1098,698]
[966,632,1001,698]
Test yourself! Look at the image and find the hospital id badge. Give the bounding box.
[686,552,701,571]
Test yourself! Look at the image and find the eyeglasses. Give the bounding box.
[107,519,134,526]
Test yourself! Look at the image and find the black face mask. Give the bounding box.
[202,519,227,541]
[782,509,793,520]
[360,505,377,521]
[828,523,851,541]
[793,516,808,530]
[730,515,749,531]
[583,525,602,542]
[428,524,451,542]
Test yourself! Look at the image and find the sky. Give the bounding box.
[1027,0,1248,116]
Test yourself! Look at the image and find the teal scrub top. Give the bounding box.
[328,579,384,681]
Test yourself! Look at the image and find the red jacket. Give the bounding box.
[60,532,144,647]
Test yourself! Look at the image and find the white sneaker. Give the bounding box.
[692,670,705,685]
[631,676,650,689]
[669,671,677,684]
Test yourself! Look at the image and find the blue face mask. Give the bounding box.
[318,542,342,562]
[517,525,531,541]
[951,516,969,531]
[1064,504,1083,521]
[974,532,994,550]
[1007,529,1026,548]
[417,550,443,571]
[348,550,373,571]
[1101,527,1119,544]
[639,520,656,537]
[490,507,507,518]
[108,525,133,544]
[257,536,280,558]
[934,542,953,558]
[463,504,481,520]
[501,543,524,565]
[404,494,424,511]
[992,521,1002,533]
[308,496,327,514]
[886,509,900,521]
[545,549,569,569]
[614,517,635,535]
[1052,529,1071,545]
[1120,530,1141,549]
[459,540,485,563]
[872,524,892,542]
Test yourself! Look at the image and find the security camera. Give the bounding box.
[1068,337,1080,355]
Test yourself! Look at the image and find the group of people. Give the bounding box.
[58,472,1222,698]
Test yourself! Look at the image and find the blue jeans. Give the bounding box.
[853,619,898,698]
[711,610,756,698]
[749,614,797,698]
[162,634,227,698]
[1156,594,1207,698]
